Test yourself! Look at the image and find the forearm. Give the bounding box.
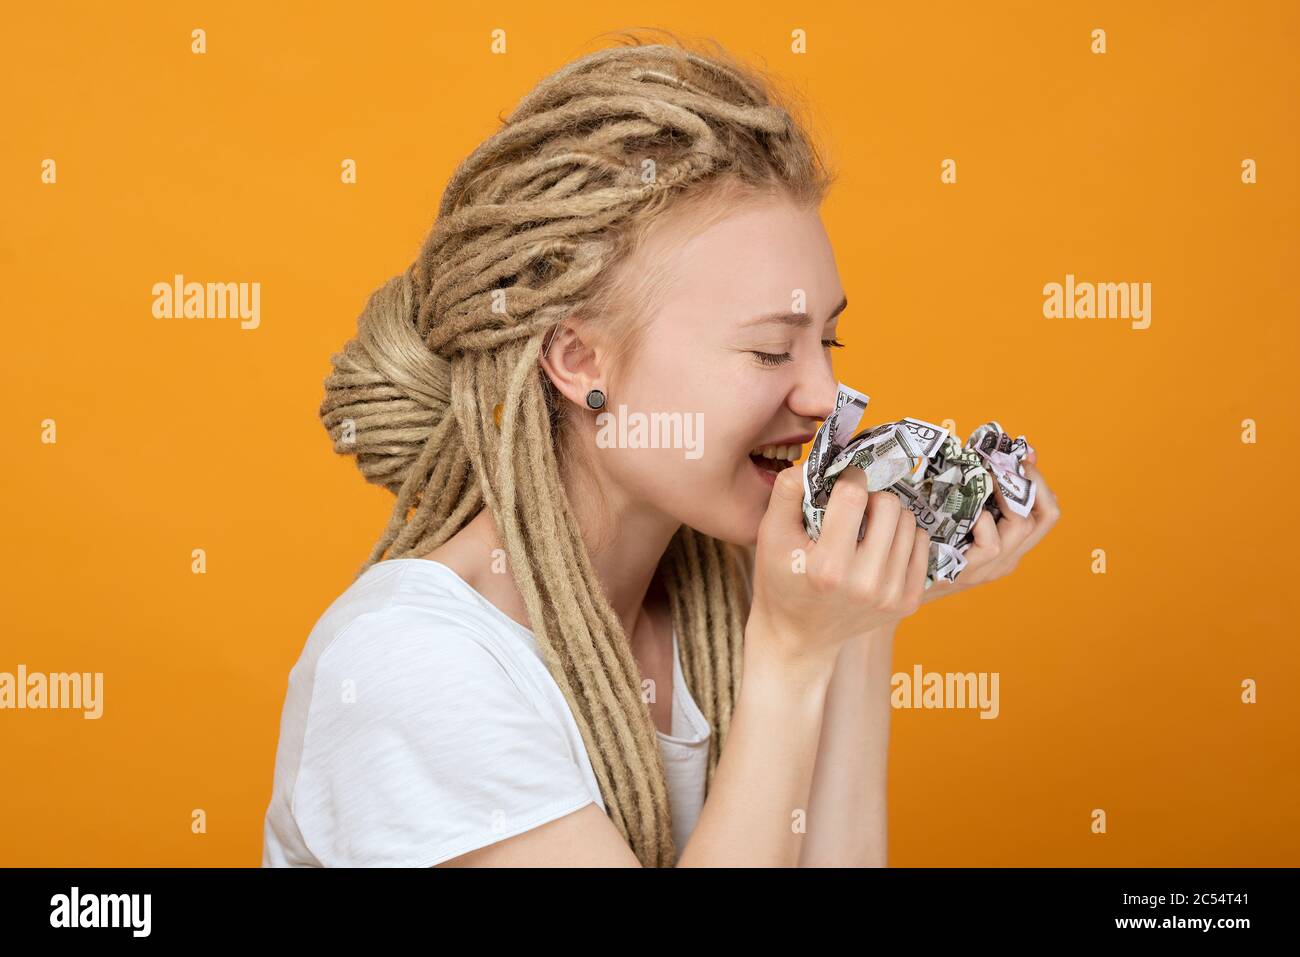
[797,623,897,867]
[676,621,835,867]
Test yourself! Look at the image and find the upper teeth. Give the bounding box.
[751,444,801,461]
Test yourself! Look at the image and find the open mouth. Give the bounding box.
[748,443,801,475]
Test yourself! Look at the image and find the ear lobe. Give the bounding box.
[539,320,602,409]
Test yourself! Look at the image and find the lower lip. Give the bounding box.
[750,456,796,488]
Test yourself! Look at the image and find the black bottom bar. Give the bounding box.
[0,867,1287,942]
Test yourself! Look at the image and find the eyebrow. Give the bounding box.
[741,295,848,329]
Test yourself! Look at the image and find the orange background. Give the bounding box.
[3,1,1296,866]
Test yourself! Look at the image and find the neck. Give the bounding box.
[559,444,682,644]
[578,496,680,640]
[459,469,679,650]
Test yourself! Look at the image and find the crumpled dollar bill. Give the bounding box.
[801,383,1036,587]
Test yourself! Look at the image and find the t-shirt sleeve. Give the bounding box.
[291,606,599,867]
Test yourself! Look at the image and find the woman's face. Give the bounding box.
[579,194,846,548]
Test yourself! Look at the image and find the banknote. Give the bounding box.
[801,383,1036,587]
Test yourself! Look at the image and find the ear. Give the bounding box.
[540,318,604,409]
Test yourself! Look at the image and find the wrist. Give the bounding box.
[742,619,838,697]
[850,621,898,643]
[837,623,895,679]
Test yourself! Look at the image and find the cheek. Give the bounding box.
[607,347,790,522]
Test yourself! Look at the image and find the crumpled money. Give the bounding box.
[801,383,1035,587]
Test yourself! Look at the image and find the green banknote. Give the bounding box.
[801,383,1036,586]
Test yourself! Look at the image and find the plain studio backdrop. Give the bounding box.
[1,0,1296,866]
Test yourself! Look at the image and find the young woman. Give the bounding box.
[261,35,1059,868]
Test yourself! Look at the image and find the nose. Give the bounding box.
[789,354,840,423]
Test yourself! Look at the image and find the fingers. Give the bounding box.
[816,468,871,562]
[1019,459,1061,549]
[990,474,1035,554]
[758,466,811,554]
[1025,460,1058,519]
[854,488,903,587]
[901,523,932,606]
[966,510,1002,565]
[819,475,913,606]
[882,501,920,593]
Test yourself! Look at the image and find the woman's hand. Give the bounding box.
[921,448,1061,604]
[748,465,931,670]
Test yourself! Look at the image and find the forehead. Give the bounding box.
[634,196,843,321]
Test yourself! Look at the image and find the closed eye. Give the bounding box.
[751,338,846,367]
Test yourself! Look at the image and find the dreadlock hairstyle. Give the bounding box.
[318,30,834,867]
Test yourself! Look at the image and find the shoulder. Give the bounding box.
[280,561,599,867]
[301,565,548,757]
[300,560,530,700]
[316,597,521,701]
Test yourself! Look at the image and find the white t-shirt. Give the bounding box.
[261,557,712,867]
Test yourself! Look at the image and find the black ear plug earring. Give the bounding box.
[585,388,606,410]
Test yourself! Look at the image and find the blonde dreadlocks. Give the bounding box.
[318,31,833,867]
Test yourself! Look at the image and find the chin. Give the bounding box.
[678,488,767,549]
[665,459,787,548]
[682,525,757,551]
[694,522,759,549]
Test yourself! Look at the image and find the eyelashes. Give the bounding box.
[752,338,846,367]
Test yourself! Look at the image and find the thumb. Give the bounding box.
[967,509,1001,560]
[759,466,809,552]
